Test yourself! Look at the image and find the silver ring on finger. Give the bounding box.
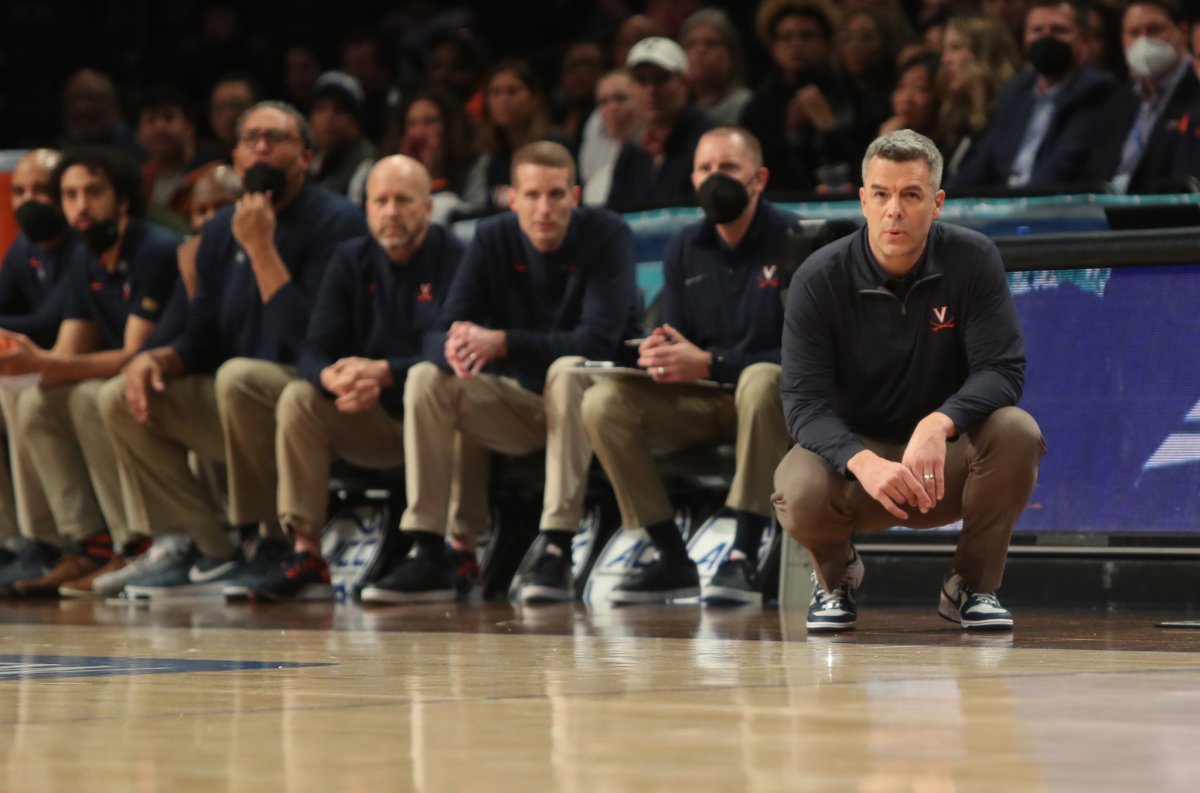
[656,366,666,376]
[923,473,935,481]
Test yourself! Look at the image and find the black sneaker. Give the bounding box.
[806,546,864,633]
[246,551,334,603]
[938,573,1013,630]
[360,548,455,604]
[703,553,762,606]
[515,544,574,603]
[608,555,700,605]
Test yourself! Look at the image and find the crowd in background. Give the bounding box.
[7,0,1200,238]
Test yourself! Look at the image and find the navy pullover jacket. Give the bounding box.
[0,232,79,347]
[661,199,796,384]
[424,208,639,393]
[171,183,368,373]
[782,222,1025,476]
[299,226,465,417]
[61,218,180,350]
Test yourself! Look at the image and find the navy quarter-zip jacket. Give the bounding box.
[661,199,796,384]
[298,227,464,417]
[781,222,1025,475]
[424,208,639,394]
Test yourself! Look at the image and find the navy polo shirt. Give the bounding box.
[0,232,79,347]
[299,225,465,416]
[60,218,180,351]
[424,207,640,393]
[661,199,797,384]
[171,182,368,373]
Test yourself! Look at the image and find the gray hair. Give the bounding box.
[861,129,944,192]
[235,100,317,151]
[680,8,747,84]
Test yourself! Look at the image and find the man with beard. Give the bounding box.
[0,149,76,576]
[137,87,219,229]
[231,155,486,601]
[96,101,367,600]
[0,146,180,596]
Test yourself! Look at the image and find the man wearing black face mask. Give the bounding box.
[950,0,1116,190]
[0,149,74,576]
[578,127,794,606]
[0,146,179,597]
[97,101,367,600]
[1082,0,1198,193]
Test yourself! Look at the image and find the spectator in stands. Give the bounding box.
[234,156,486,602]
[340,31,399,144]
[308,71,375,203]
[1082,0,1198,194]
[60,70,142,161]
[379,88,475,223]
[880,53,942,142]
[606,37,714,211]
[561,127,792,606]
[137,88,219,232]
[949,0,1116,191]
[836,8,915,164]
[982,0,1030,43]
[0,147,180,597]
[366,142,637,604]
[463,59,555,216]
[553,41,607,147]
[612,15,663,69]
[938,14,1023,179]
[427,29,487,123]
[1087,2,1130,80]
[580,69,645,206]
[681,9,753,125]
[283,44,323,116]
[0,150,73,574]
[740,0,851,194]
[96,101,367,600]
[773,130,1045,633]
[207,74,258,163]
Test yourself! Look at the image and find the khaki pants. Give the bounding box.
[400,358,596,534]
[582,362,788,529]
[771,406,1046,593]
[0,377,56,546]
[18,379,129,545]
[275,379,491,540]
[98,359,296,559]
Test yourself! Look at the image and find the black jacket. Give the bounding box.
[781,222,1025,475]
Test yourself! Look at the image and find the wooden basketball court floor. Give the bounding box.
[1,599,1199,792]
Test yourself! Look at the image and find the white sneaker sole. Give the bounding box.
[608,585,700,605]
[516,585,573,603]
[360,586,456,605]
[702,585,762,606]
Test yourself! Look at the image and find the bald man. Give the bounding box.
[0,149,72,572]
[223,155,482,601]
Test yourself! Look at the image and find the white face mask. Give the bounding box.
[1126,36,1179,80]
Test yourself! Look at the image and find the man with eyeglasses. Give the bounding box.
[96,101,368,600]
[605,37,714,211]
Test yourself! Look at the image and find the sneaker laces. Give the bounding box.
[965,588,1002,609]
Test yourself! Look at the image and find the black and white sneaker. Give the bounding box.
[938,573,1013,630]
[515,543,574,603]
[806,546,865,633]
[703,553,762,606]
[360,548,455,605]
[608,555,700,605]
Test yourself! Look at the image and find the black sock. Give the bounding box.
[645,519,689,561]
[542,530,575,555]
[408,530,447,564]
[731,511,770,563]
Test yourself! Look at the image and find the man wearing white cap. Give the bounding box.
[606,36,715,211]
